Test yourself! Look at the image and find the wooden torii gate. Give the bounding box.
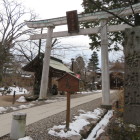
[25,3,140,107]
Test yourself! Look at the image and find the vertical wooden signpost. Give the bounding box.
[65,78,71,130]
[65,76,79,130]
[65,10,79,130]
[58,73,80,130]
[12,91,16,104]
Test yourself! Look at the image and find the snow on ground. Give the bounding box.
[0,107,7,113]
[0,103,35,114]
[10,106,18,111]
[0,87,4,91]
[48,108,107,138]
[56,97,66,100]
[16,96,27,103]
[74,108,103,121]
[84,110,113,140]
[77,90,102,95]
[8,86,29,95]
[94,90,102,93]
[0,86,29,96]
[18,136,33,140]
[45,100,57,103]
[18,104,35,109]
[44,96,67,103]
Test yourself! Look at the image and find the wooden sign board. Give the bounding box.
[58,73,79,92]
[66,10,79,33]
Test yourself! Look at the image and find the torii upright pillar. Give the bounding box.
[39,25,54,100]
[100,19,111,108]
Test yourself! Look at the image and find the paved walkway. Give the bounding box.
[0,91,116,137]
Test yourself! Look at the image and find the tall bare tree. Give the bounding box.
[0,0,37,82]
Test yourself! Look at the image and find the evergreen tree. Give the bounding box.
[88,51,99,71]
[81,0,140,51]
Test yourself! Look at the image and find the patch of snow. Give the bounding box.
[129,124,136,130]
[21,75,32,78]
[48,108,105,138]
[70,119,89,133]
[18,103,35,109]
[10,107,18,111]
[0,86,29,95]
[0,103,35,114]
[56,97,66,100]
[77,91,93,94]
[84,110,113,140]
[0,107,7,113]
[0,87,4,95]
[8,86,29,95]
[28,103,35,107]
[18,105,29,109]
[96,129,105,138]
[32,100,38,103]
[77,90,102,94]
[94,90,102,93]
[45,100,57,103]
[0,87,4,90]
[75,108,103,120]
[49,125,81,138]
[16,96,26,103]
[18,136,33,140]
[78,110,86,113]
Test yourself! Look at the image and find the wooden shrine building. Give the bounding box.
[22,53,73,95]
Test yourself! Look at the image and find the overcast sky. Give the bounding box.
[18,0,94,63]
[17,0,123,65]
[21,0,84,19]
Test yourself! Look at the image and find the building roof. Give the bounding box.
[50,59,72,73]
[57,72,80,81]
[22,53,73,76]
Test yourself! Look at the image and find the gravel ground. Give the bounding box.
[0,92,117,140]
